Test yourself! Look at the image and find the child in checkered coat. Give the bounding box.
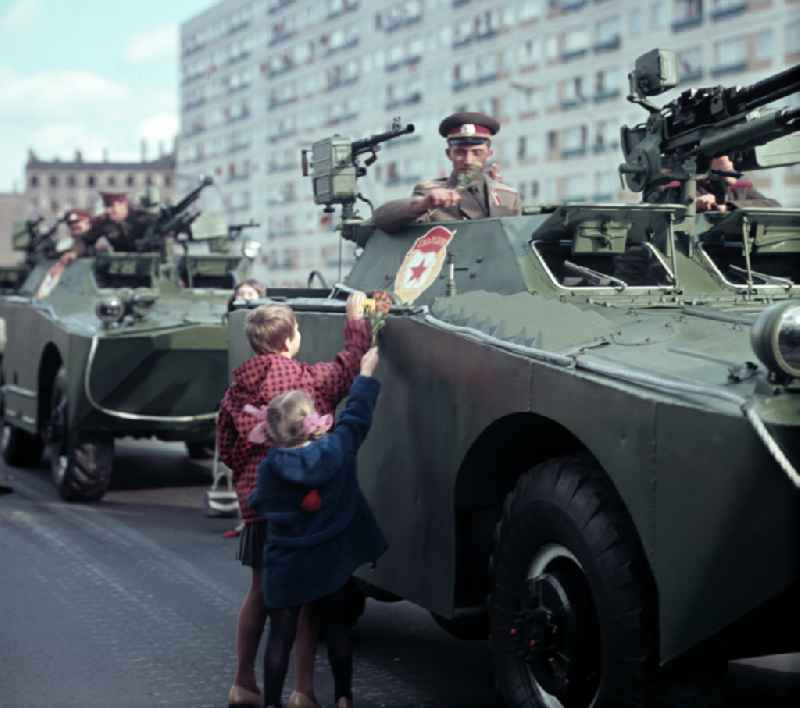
[218,293,370,708]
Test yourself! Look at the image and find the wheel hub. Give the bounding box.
[510,561,601,704]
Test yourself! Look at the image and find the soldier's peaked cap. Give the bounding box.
[99,191,129,207]
[65,208,91,223]
[439,112,499,144]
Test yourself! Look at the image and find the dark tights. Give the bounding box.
[264,581,361,707]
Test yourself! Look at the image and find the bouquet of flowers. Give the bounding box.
[364,290,393,345]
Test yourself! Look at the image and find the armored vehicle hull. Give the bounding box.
[1,255,235,500]
[229,206,800,707]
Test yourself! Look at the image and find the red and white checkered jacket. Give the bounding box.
[217,318,371,524]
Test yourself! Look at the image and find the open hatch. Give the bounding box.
[530,203,682,291]
[697,207,800,291]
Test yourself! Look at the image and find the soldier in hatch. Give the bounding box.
[372,112,521,233]
[58,208,94,264]
[85,191,157,253]
[647,155,780,212]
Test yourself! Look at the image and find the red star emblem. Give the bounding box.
[409,261,428,281]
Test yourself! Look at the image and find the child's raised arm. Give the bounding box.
[307,292,371,402]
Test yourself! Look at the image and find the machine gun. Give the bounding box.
[135,176,215,251]
[301,118,415,220]
[619,50,800,211]
[14,214,68,267]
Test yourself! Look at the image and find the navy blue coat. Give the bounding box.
[249,376,388,609]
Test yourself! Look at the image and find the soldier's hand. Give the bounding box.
[695,194,719,212]
[360,347,379,377]
[346,291,367,320]
[422,188,462,211]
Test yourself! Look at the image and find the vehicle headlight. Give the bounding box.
[96,296,125,325]
[130,290,158,318]
[242,238,261,260]
[751,302,800,381]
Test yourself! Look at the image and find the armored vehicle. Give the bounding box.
[0,177,260,501]
[228,53,800,706]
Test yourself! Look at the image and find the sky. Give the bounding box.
[0,0,209,192]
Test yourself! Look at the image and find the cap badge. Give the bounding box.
[461,123,476,136]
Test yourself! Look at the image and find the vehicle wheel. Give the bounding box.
[46,368,113,502]
[490,455,655,708]
[0,372,43,467]
[432,611,489,640]
[186,440,215,459]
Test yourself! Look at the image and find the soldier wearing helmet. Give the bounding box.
[373,112,521,234]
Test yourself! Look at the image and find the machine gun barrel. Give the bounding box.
[155,176,214,235]
[351,123,414,155]
[732,64,800,114]
[699,106,800,158]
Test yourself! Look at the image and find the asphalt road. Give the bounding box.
[1,440,798,708]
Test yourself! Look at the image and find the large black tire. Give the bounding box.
[0,371,43,467]
[45,368,113,502]
[490,455,656,708]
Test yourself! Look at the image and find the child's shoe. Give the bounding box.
[228,684,262,708]
[286,691,320,708]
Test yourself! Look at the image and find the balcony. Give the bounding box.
[476,71,499,86]
[671,14,703,32]
[326,112,358,127]
[452,0,471,6]
[228,19,251,35]
[593,88,621,102]
[268,0,295,14]
[229,141,252,154]
[386,174,421,186]
[268,129,298,143]
[710,60,747,78]
[385,93,422,111]
[182,41,207,58]
[560,47,589,62]
[268,30,297,47]
[227,82,252,95]
[592,141,619,153]
[383,14,422,33]
[183,97,207,112]
[678,68,704,84]
[227,110,253,124]
[326,75,360,92]
[385,55,421,72]
[452,79,474,92]
[327,1,359,20]
[593,35,621,53]
[711,1,747,20]
[561,146,588,159]
[226,51,251,66]
[268,162,297,174]
[325,37,359,57]
[560,96,588,110]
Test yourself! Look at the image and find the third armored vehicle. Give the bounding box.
[229,53,800,706]
[0,177,260,501]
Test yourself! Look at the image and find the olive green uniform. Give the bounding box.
[373,173,521,234]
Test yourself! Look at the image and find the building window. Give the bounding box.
[650,1,669,29]
[755,30,774,62]
[713,35,746,74]
[29,175,39,188]
[677,47,704,83]
[127,174,136,187]
[87,175,96,187]
[672,0,703,31]
[49,174,59,187]
[629,9,642,35]
[164,175,172,188]
[107,175,116,186]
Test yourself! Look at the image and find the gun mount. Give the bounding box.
[620,49,800,208]
[302,118,415,221]
[135,176,215,252]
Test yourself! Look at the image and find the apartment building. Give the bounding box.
[179,0,800,287]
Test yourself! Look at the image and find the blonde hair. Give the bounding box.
[266,390,315,447]
[246,304,297,354]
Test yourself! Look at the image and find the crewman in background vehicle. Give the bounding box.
[85,192,157,253]
[372,111,521,233]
